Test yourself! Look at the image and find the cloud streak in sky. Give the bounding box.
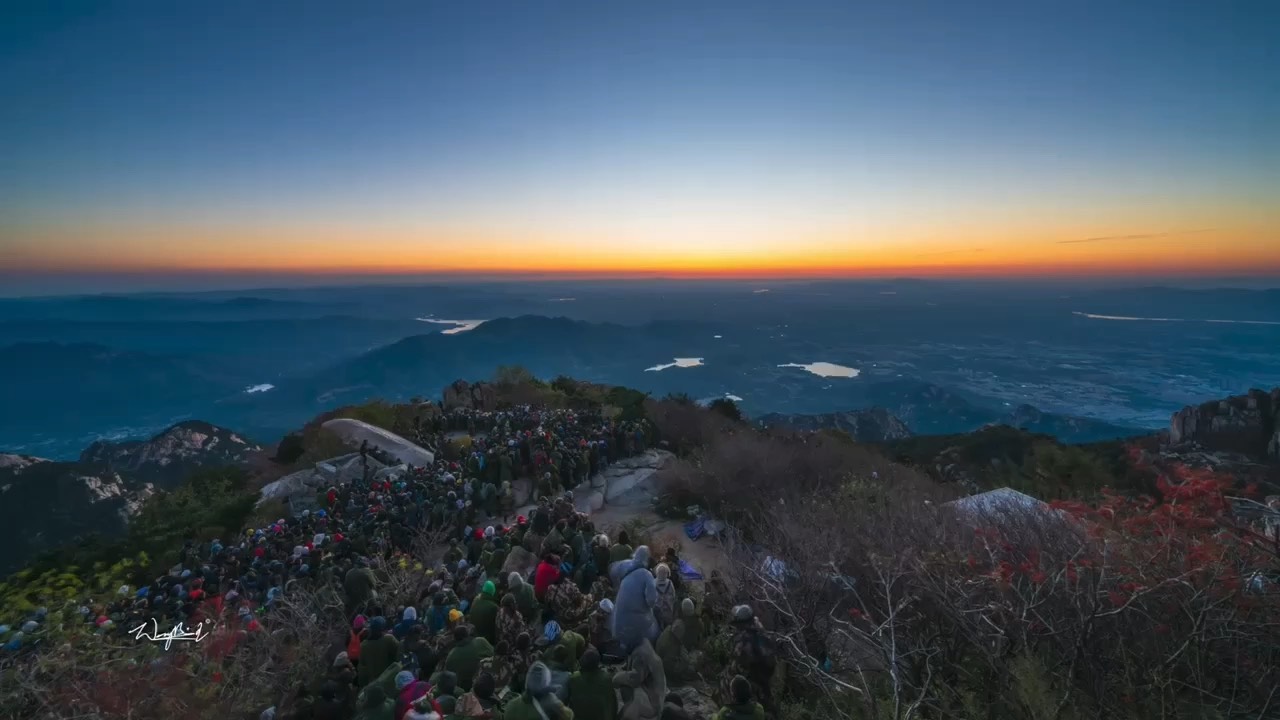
[1057,229,1215,245]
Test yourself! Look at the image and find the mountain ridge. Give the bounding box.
[0,421,261,575]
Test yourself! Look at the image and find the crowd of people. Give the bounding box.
[2,405,779,719]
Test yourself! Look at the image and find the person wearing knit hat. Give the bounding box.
[656,596,703,683]
[395,670,416,691]
[508,571,539,624]
[393,606,419,640]
[717,605,774,710]
[713,675,766,720]
[496,594,524,650]
[468,580,500,644]
[502,661,572,720]
[681,597,696,619]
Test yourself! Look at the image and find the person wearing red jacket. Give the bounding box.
[534,553,562,601]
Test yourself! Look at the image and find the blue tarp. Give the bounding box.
[677,559,703,581]
[683,517,707,540]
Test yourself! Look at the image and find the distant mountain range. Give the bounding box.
[0,422,261,574]
[4,281,1278,458]
[757,394,1145,444]
[3,376,1276,577]
[0,313,1197,456]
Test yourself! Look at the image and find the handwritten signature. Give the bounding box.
[129,619,211,650]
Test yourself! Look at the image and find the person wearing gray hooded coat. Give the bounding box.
[610,546,659,655]
[612,638,666,720]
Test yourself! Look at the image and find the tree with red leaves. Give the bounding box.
[723,454,1279,719]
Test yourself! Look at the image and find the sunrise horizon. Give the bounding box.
[3,2,1276,291]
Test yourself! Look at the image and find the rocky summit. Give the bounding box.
[1168,387,1280,461]
[77,420,262,485]
[0,421,259,574]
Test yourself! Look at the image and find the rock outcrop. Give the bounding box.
[0,454,47,471]
[757,408,913,442]
[998,404,1144,443]
[79,420,262,486]
[1168,388,1280,461]
[0,420,256,575]
[442,380,498,412]
[320,418,435,466]
[568,449,673,514]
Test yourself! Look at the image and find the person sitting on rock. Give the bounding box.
[609,531,634,564]
[455,670,502,718]
[444,624,494,692]
[538,619,587,673]
[501,661,575,720]
[496,593,526,651]
[712,675,766,720]
[567,649,618,720]
[589,598,622,660]
[661,692,693,720]
[534,552,563,601]
[508,572,540,625]
[545,575,594,630]
[613,639,666,720]
[652,564,677,629]
[467,581,500,644]
[655,599,702,683]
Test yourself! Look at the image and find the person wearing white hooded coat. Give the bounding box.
[610,545,659,654]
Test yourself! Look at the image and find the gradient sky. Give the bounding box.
[1,0,1277,288]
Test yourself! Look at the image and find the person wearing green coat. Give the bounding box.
[713,676,767,720]
[358,617,401,687]
[608,531,634,564]
[509,572,540,624]
[344,563,377,613]
[444,625,495,691]
[656,599,702,683]
[469,580,500,644]
[502,662,575,720]
[567,649,617,720]
[353,686,395,720]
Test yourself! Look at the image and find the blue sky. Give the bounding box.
[0,0,1276,291]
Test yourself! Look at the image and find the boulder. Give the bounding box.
[600,450,673,502]
[574,490,606,515]
[374,463,409,482]
[259,469,318,504]
[320,418,435,466]
[501,546,538,578]
[667,685,719,719]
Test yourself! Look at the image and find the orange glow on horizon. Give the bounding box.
[3,216,1278,279]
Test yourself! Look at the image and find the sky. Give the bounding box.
[1,0,1277,292]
